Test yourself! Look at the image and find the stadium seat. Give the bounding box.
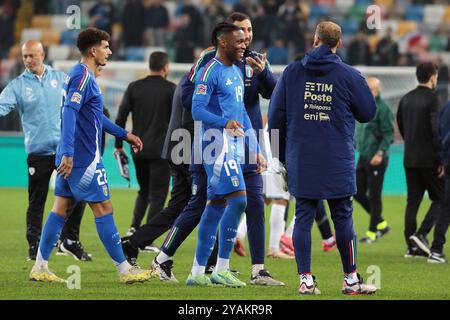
[341,19,359,36]
[396,21,418,37]
[21,28,42,43]
[423,5,444,26]
[309,5,330,19]
[31,15,52,29]
[60,30,79,46]
[347,5,366,21]
[124,47,146,61]
[374,0,394,8]
[355,0,372,5]
[405,5,424,22]
[48,45,71,61]
[315,0,336,5]
[41,30,60,46]
[444,6,450,23]
[335,0,355,8]
[51,15,69,32]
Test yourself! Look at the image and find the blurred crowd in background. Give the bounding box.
[1,0,450,66]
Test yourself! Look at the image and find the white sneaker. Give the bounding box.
[142,243,160,253]
[342,273,376,295]
[126,227,136,237]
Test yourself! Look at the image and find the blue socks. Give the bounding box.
[38,212,66,261]
[194,204,225,267]
[218,195,247,259]
[95,213,126,266]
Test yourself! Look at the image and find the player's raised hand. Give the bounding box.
[246,52,266,74]
[57,155,73,179]
[225,120,244,137]
[255,153,267,174]
[125,133,143,153]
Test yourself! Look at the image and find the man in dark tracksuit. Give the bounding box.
[120,75,193,276]
[269,21,377,295]
[115,52,175,241]
[397,62,444,258]
[355,77,394,244]
[144,13,285,286]
[432,100,450,263]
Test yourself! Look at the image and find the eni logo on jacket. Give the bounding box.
[304,81,333,122]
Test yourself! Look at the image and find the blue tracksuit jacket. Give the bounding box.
[268,45,376,199]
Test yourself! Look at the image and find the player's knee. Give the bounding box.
[228,195,247,213]
[51,196,73,218]
[89,200,113,217]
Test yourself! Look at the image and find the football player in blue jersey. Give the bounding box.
[29,28,150,284]
[185,23,266,287]
[148,13,285,287]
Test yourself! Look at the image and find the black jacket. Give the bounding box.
[397,86,441,168]
[161,75,192,171]
[115,75,176,159]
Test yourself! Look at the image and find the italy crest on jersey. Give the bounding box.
[245,65,253,78]
[231,176,239,187]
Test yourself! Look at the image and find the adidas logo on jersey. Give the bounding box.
[226,78,232,86]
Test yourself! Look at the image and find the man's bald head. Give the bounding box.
[314,21,342,51]
[367,76,381,98]
[22,40,45,75]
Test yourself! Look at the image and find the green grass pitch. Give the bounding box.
[0,188,449,300]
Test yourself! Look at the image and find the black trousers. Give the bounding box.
[355,156,388,232]
[131,158,171,228]
[404,167,444,247]
[131,163,192,249]
[26,155,85,247]
[130,164,218,267]
[430,165,450,253]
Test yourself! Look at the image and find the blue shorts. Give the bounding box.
[55,162,110,203]
[203,134,246,200]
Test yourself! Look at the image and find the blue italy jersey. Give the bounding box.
[192,58,246,132]
[57,63,104,168]
[192,58,258,198]
[183,47,276,172]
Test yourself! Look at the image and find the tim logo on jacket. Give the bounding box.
[303,81,333,122]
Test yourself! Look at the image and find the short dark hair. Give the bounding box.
[315,21,341,48]
[226,12,250,23]
[211,22,242,47]
[149,51,168,71]
[77,27,110,56]
[416,62,438,83]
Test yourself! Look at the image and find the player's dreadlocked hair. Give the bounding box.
[211,22,241,47]
[77,27,110,56]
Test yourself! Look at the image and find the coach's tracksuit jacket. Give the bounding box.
[181,47,277,173]
[268,44,377,199]
[0,65,65,155]
[356,95,394,159]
